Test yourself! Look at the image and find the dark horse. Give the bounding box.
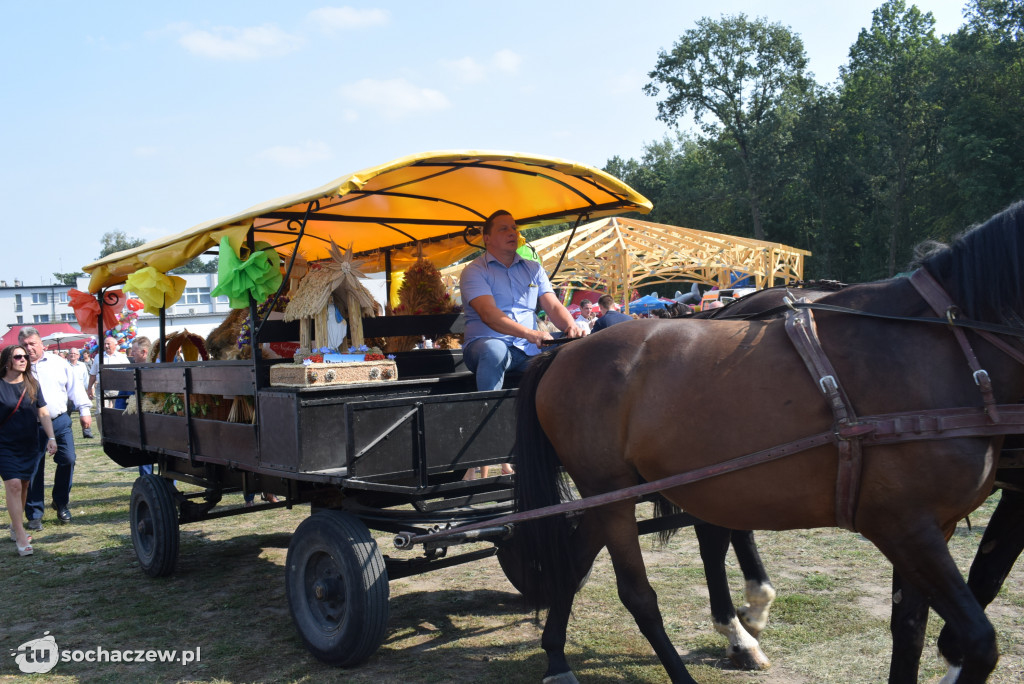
[513,201,1024,683]
[891,439,1024,682]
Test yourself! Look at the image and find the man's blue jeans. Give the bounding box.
[27,412,76,519]
[464,338,533,391]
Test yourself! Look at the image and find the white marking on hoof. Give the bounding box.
[543,672,580,684]
[937,665,961,684]
[738,580,776,638]
[715,616,771,670]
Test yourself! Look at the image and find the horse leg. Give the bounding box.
[874,526,997,684]
[730,529,777,638]
[888,569,930,683]
[602,500,698,684]
[937,488,1024,679]
[694,524,770,670]
[540,511,607,683]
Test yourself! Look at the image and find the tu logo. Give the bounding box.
[11,632,59,673]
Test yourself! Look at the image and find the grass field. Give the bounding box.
[1,422,1023,683]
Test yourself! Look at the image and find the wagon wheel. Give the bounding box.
[130,474,180,577]
[286,510,390,666]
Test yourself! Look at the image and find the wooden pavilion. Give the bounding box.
[442,216,811,305]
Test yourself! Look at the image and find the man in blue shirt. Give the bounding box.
[591,294,634,333]
[460,210,582,392]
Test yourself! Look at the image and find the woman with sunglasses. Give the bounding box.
[0,344,57,556]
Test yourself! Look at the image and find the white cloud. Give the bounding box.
[492,49,522,74]
[440,57,487,84]
[257,141,333,168]
[441,50,522,84]
[178,24,302,60]
[339,78,450,120]
[308,6,390,31]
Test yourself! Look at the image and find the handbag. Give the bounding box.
[0,386,28,431]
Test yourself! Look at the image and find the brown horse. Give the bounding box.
[513,201,1024,683]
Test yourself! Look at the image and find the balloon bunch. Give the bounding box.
[106,299,144,351]
[85,298,144,353]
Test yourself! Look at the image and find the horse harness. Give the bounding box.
[399,270,1024,547]
[786,268,1024,531]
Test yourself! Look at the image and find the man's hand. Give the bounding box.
[80,415,92,430]
[562,324,585,339]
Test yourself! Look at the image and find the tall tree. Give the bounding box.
[52,271,84,286]
[644,14,812,240]
[98,230,146,259]
[839,0,942,277]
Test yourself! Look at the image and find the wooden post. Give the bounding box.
[347,292,364,348]
[299,319,311,351]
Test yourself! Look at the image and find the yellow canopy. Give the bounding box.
[83,150,652,293]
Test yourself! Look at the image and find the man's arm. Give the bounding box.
[467,295,552,346]
[539,293,584,339]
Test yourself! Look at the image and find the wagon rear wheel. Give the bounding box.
[286,510,390,666]
[130,474,180,577]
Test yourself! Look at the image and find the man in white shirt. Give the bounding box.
[19,328,93,528]
[574,299,595,334]
[88,335,129,407]
[66,347,93,438]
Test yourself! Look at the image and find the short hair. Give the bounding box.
[17,326,40,343]
[482,209,513,237]
[598,294,615,309]
[133,336,152,349]
[579,299,592,307]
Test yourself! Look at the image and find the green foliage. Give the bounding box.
[171,255,219,273]
[98,229,146,258]
[52,271,84,285]
[645,14,813,241]
[622,1,1024,283]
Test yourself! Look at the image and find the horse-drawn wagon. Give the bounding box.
[82,150,654,665]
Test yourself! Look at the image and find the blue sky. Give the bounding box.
[2,1,971,286]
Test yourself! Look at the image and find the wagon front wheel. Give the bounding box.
[286,510,390,666]
[130,474,180,577]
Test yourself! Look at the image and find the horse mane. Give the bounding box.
[919,200,1024,327]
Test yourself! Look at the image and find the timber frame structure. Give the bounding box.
[443,216,810,303]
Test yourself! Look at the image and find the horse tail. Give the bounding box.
[654,495,683,545]
[512,345,579,609]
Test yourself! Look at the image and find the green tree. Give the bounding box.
[839,0,943,278]
[52,271,84,286]
[170,256,219,274]
[644,14,813,241]
[98,230,146,259]
[927,0,1024,230]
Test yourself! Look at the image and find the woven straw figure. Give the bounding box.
[385,257,460,353]
[284,241,378,350]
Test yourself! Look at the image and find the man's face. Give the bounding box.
[579,302,592,318]
[103,337,119,355]
[68,349,79,364]
[130,344,150,363]
[483,214,520,257]
[22,334,44,363]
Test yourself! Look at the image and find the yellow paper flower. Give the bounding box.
[124,267,187,315]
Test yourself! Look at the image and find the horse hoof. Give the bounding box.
[937,665,960,684]
[542,672,580,684]
[729,645,771,671]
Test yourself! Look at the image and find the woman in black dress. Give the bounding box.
[1,344,57,556]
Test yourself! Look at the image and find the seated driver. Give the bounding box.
[459,209,583,392]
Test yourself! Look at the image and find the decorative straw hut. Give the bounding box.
[284,241,378,350]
